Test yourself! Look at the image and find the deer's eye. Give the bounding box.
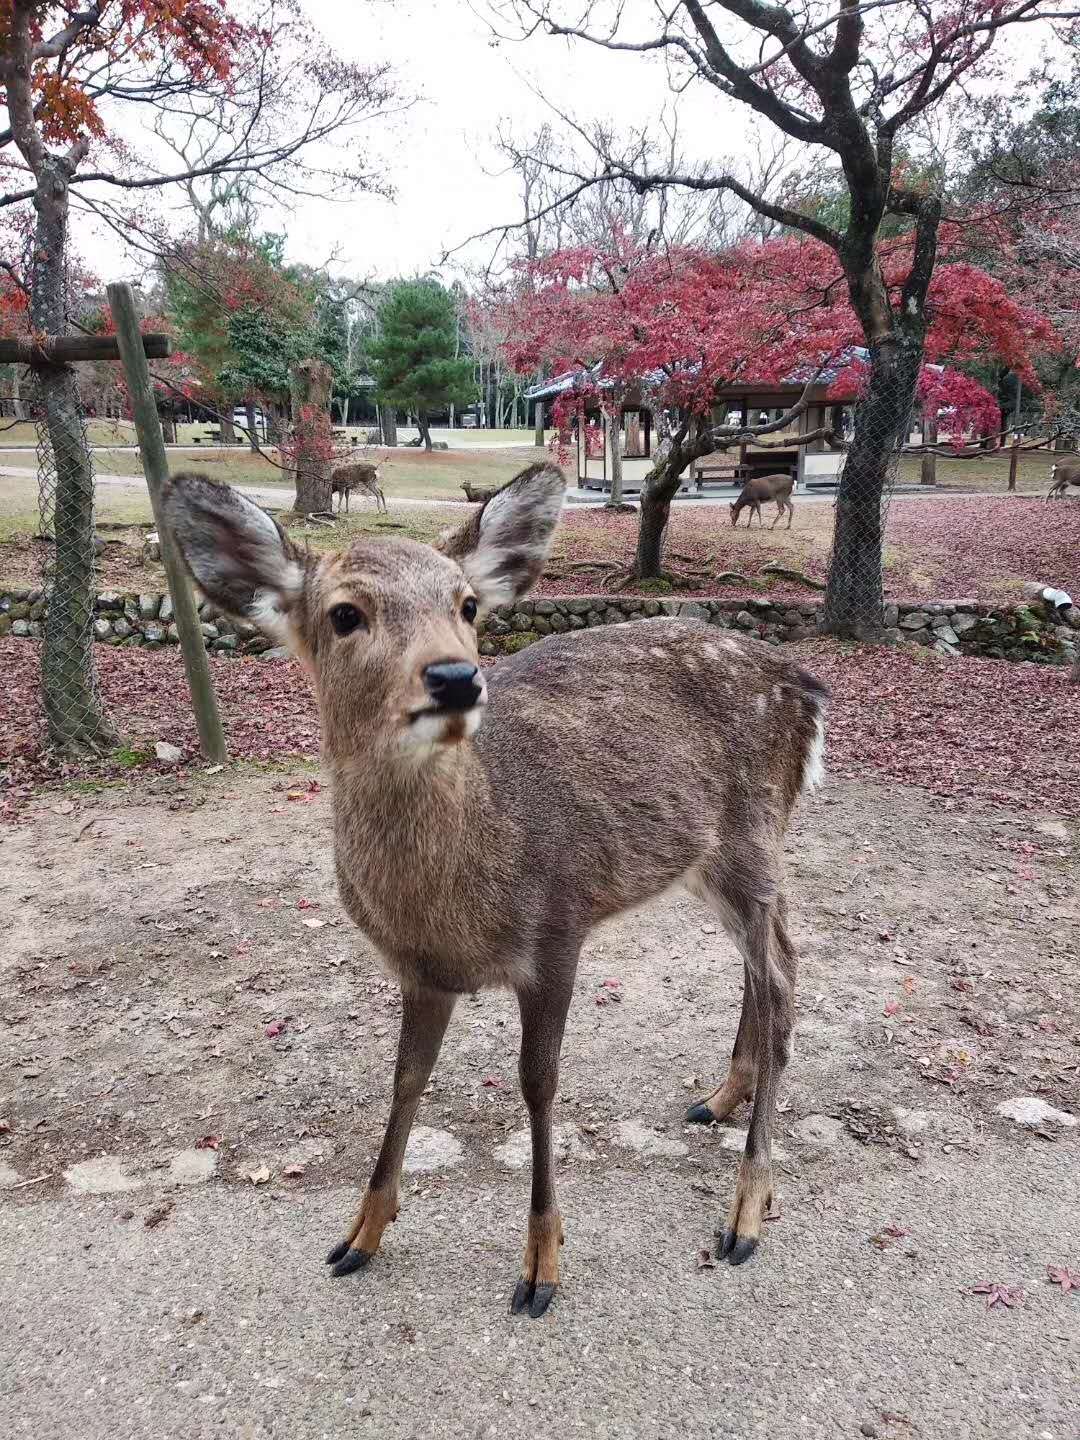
[329,603,366,636]
[461,596,478,625]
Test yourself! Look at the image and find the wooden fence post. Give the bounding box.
[106,282,227,763]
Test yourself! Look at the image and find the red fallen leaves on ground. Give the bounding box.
[194,1135,221,1150]
[2,634,1080,820]
[265,1019,288,1039]
[539,497,1080,604]
[972,1282,1025,1309]
[296,898,319,910]
[1047,1264,1080,1292]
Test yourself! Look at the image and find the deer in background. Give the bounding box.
[164,462,827,1320]
[1047,458,1080,500]
[331,460,386,515]
[461,479,500,505]
[730,471,795,529]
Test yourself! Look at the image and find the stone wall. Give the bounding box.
[1,586,1077,667]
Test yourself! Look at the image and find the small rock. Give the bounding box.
[899,611,930,630]
[613,1120,688,1159]
[258,645,291,661]
[1035,820,1069,843]
[159,594,174,623]
[402,1125,465,1173]
[93,618,113,640]
[154,741,182,764]
[792,1114,844,1146]
[494,1125,588,1171]
[996,1096,1077,1129]
[138,594,160,619]
[860,1424,879,1438]
[170,1148,218,1185]
[679,602,709,622]
[64,1156,144,1194]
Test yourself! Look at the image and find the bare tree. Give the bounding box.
[1,0,398,752]
[486,0,1080,636]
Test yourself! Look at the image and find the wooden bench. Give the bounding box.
[691,458,745,491]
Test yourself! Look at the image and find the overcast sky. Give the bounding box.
[81,0,750,288]
[79,0,1051,290]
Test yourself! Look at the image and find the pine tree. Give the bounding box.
[369,281,476,449]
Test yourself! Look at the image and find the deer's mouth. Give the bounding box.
[404,691,487,747]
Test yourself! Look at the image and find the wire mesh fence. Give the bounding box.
[30,363,115,753]
[822,357,918,638]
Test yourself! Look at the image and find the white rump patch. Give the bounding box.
[802,709,826,795]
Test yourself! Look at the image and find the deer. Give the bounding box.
[1046,458,1080,500]
[163,462,828,1320]
[461,479,500,505]
[730,472,795,529]
[331,461,386,515]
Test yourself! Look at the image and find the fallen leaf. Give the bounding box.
[972,1282,1024,1310]
[1047,1264,1080,1293]
[296,898,320,910]
[481,1075,503,1089]
[265,1019,288,1039]
[282,1163,306,1178]
[248,1164,271,1186]
[696,1248,716,1270]
[144,1200,173,1230]
[194,1134,221,1151]
[884,999,901,1017]
[204,764,224,775]
[301,917,325,929]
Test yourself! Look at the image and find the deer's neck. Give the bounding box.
[328,742,514,980]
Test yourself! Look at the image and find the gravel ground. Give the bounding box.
[1,769,1077,1440]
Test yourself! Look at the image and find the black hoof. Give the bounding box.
[529,1283,557,1319]
[329,1247,373,1278]
[685,1102,718,1125]
[718,1230,758,1266]
[510,1278,558,1318]
[325,1240,350,1266]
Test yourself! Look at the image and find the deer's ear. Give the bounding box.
[162,473,306,639]
[438,461,564,607]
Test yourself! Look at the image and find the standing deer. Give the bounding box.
[1047,458,1080,500]
[730,472,795,529]
[163,463,827,1319]
[331,461,386,515]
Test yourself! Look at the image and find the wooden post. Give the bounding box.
[106,282,227,764]
[1008,434,1020,493]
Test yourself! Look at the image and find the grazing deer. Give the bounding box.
[730,472,795,529]
[1047,458,1080,500]
[461,479,499,505]
[331,461,386,515]
[163,463,827,1319]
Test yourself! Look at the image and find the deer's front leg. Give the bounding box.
[326,982,455,1279]
[510,959,577,1319]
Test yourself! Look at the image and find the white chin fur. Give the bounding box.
[401,704,485,751]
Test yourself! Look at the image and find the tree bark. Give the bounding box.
[11,364,26,421]
[219,410,236,445]
[31,156,116,754]
[605,409,625,508]
[245,399,258,452]
[417,408,432,450]
[159,409,176,444]
[379,403,397,446]
[822,335,922,637]
[533,371,545,445]
[289,358,334,512]
[920,414,938,485]
[632,427,714,577]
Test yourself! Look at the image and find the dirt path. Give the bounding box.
[1,769,1077,1439]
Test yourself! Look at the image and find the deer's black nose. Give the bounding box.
[423,661,483,711]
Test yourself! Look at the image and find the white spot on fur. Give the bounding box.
[802,710,826,795]
[755,693,767,715]
[649,646,667,658]
[400,699,486,754]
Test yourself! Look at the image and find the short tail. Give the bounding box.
[794,669,829,796]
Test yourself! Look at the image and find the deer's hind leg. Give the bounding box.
[688,862,797,1265]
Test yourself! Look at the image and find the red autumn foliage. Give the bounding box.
[2,633,1078,822]
[494,233,1055,437]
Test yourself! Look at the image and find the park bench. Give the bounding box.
[691,458,746,491]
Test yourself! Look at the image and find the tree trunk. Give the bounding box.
[31,157,115,754]
[289,358,334,513]
[920,415,937,485]
[266,402,284,447]
[159,409,176,445]
[245,399,258,452]
[379,404,397,446]
[605,410,625,508]
[632,431,708,577]
[417,408,432,451]
[533,393,544,447]
[11,364,26,421]
[219,410,236,445]
[822,337,922,638]
[1071,651,1080,685]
